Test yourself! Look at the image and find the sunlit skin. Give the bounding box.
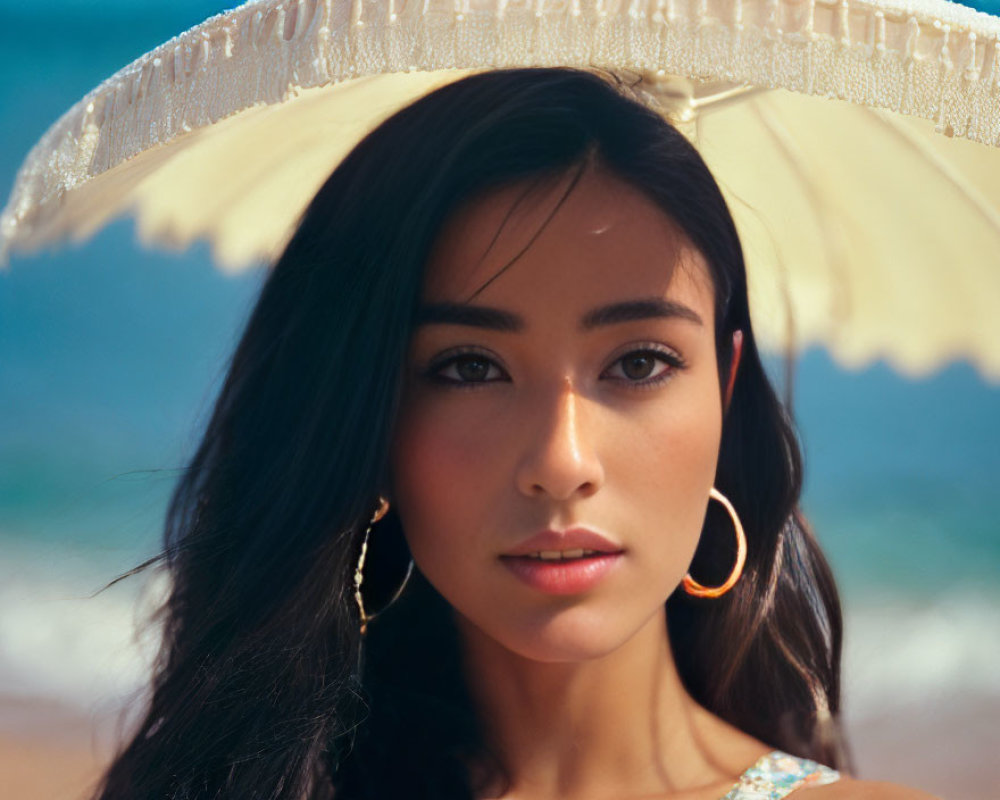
[387,166,889,800]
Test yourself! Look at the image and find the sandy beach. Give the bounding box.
[2,692,996,800]
[844,693,1000,800]
[0,695,117,800]
[0,732,108,800]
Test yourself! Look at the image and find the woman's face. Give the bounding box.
[389,167,724,662]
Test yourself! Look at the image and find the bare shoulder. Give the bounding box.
[800,775,942,799]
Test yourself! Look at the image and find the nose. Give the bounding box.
[514,378,605,501]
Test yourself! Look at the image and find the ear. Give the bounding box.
[724,329,744,412]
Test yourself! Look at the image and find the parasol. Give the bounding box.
[1,0,999,378]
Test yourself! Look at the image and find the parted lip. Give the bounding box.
[501,527,624,557]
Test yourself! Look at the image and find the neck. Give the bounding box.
[456,607,769,800]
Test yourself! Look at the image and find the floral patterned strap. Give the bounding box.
[720,749,842,799]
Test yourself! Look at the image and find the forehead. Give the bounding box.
[421,166,714,317]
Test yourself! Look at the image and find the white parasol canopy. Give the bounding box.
[1,0,999,378]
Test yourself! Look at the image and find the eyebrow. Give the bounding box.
[414,297,704,331]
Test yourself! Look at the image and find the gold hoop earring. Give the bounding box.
[682,487,747,598]
[353,497,414,634]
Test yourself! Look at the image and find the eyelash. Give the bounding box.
[422,344,687,390]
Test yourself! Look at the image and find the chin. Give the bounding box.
[462,603,645,664]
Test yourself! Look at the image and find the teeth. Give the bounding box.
[527,549,600,560]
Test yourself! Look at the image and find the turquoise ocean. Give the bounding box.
[0,0,998,790]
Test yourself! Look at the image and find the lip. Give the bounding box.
[499,552,625,595]
[501,527,624,557]
[498,527,625,595]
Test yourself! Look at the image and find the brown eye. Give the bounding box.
[603,347,684,386]
[453,356,492,382]
[620,353,657,380]
[425,351,508,386]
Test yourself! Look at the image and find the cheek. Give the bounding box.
[647,397,721,500]
[610,377,724,565]
[388,393,496,571]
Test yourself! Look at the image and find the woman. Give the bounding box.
[89,68,934,799]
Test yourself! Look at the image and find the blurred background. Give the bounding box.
[1,1,998,798]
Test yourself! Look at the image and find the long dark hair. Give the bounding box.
[89,67,852,800]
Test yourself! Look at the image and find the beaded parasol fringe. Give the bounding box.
[2,0,1000,263]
